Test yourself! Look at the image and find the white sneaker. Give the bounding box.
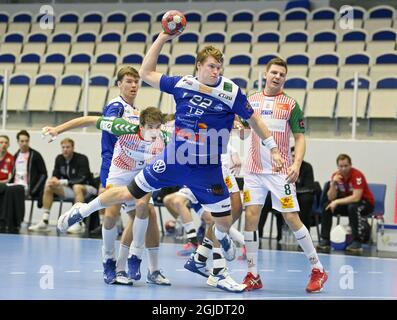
[207,268,246,293]
[28,221,50,232]
[219,235,236,261]
[67,222,85,234]
[57,202,86,233]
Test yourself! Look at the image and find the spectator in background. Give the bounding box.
[317,154,374,252]
[0,135,14,183]
[28,138,96,234]
[0,130,47,232]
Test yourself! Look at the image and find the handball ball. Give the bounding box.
[161,10,187,35]
[165,220,176,233]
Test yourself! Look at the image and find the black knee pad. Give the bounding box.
[211,210,231,218]
[127,179,148,200]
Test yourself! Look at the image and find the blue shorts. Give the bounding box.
[133,148,231,213]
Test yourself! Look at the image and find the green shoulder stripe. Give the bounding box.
[289,102,305,133]
[96,116,139,136]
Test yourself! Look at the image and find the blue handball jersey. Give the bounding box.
[160,75,254,164]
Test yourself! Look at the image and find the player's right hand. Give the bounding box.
[41,126,58,143]
[158,31,182,42]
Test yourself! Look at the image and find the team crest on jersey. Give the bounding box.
[245,102,253,112]
[214,104,223,111]
[299,119,305,129]
[356,177,362,185]
[153,160,166,173]
[280,196,294,209]
[223,82,233,92]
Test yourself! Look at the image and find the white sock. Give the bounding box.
[116,244,129,272]
[101,225,118,262]
[229,227,245,246]
[293,225,324,271]
[212,247,226,274]
[214,226,227,242]
[128,216,148,259]
[42,210,50,222]
[147,247,159,273]
[99,214,104,224]
[80,198,105,218]
[194,237,213,262]
[182,221,195,233]
[244,231,259,276]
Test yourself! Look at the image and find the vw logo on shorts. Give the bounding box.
[153,160,166,173]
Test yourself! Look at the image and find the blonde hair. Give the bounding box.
[195,45,224,70]
[117,66,140,82]
[266,57,288,74]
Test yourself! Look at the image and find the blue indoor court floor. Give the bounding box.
[1,233,397,300]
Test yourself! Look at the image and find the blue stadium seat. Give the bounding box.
[315,54,339,65]
[376,77,397,89]
[156,12,166,22]
[131,12,151,22]
[35,74,56,85]
[230,32,252,43]
[368,183,386,217]
[59,12,79,23]
[344,77,370,89]
[178,32,199,42]
[352,7,366,19]
[158,54,170,65]
[345,53,370,65]
[311,8,337,20]
[96,53,117,64]
[10,74,30,85]
[70,53,91,64]
[206,11,227,22]
[0,12,9,23]
[313,78,338,89]
[313,31,337,42]
[101,32,121,42]
[4,33,24,43]
[0,53,16,63]
[231,77,247,89]
[20,53,40,63]
[106,12,127,23]
[185,11,202,22]
[203,32,225,43]
[342,30,367,41]
[126,32,147,42]
[287,54,309,65]
[284,8,309,21]
[90,76,109,86]
[13,12,32,23]
[368,6,395,19]
[45,53,66,63]
[376,53,397,64]
[229,54,251,65]
[257,32,280,42]
[257,10,280,21]
[285,0,310,11]
[27,33,47,43]
[257,54,277,65]
[175,54,195,65]
[52,33,72,43]
[122,54,143,64]
[284,77,307,89]
[76,32,96,42]
[61,75,83,86]
[232,10,254,22]
[372,30,396,41]
[285,31,308,42]
[83,12,103,23]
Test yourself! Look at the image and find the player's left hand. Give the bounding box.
[286,163,300,183]
[271,148,284,172]
[41,126,58,143]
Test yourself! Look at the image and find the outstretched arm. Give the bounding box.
[42,116,100,142]
[139,32,180,89]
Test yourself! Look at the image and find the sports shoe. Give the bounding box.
[127,254,142,281]
[146,270,171,286]
[346,241,363,252]
[242,272,263,291]
[219,234,236,261]
[306,268,328,293]
[103,259,116,284]
[184,255,210,278]
[115,271,133,285]
[237,245,247,260]
[28,221,50,232]
[67,222,85,234]
[57,202,86,233]
[316,239,331,251]
[176,242,198,256]
[207,268,246,293]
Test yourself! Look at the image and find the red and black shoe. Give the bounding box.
[242,272,263,291]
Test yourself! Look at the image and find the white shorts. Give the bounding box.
[243,173,300,213]
[106,166,153,213]
[62,185,97,201]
